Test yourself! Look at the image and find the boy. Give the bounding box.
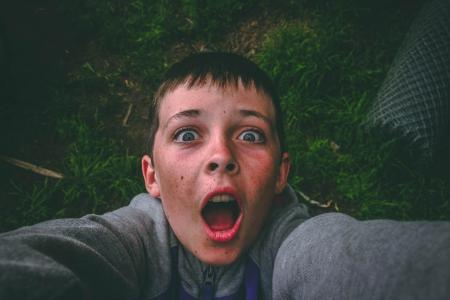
[1,52,449,300]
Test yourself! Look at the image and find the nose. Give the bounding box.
[206,138,239,175]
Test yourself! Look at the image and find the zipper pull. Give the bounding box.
[201,265,215,300]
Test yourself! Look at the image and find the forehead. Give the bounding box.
[158,81,276,120]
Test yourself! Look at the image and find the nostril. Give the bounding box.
[226,163,235,172]
[209,162,219,171]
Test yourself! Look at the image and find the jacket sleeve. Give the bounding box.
[273,213,450,300]
[0,206,160,300]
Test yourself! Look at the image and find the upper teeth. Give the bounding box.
[209,194,235,203]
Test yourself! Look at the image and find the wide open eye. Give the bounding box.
[174,128,199,142]
[238,129,265,143]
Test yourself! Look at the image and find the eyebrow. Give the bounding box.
[164,108,272,128]
[165,109,200,128]
[239,109,273,126]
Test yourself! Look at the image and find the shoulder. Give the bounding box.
[248,185,309,298]
[129,193,164,213]
[251,185,309,256]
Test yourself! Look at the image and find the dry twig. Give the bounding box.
[122,103,133,127]
[0,155,64,179]
[296,189,336,209]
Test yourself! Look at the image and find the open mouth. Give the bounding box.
[202,195,240,230]
[201,193,243,242]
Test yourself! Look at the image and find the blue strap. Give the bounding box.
[244,257,260,300]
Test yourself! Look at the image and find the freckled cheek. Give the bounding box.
[241,156,279,224]
[242,154,278,185]
[156,150,195,188]
[157,169,189,211]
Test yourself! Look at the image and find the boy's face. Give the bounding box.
[142,80,290,265]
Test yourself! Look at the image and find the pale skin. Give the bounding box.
[142,80,290,266]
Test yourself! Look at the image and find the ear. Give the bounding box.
[142,155,161,198]
[275,152,291,194]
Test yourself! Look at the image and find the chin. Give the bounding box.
[196,245,243,266]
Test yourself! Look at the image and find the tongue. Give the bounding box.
[203,205,235,231]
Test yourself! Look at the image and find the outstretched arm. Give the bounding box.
[273,213,450,300]
[0,205,166,300]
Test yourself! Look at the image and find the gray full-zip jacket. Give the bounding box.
[1,186,450,299]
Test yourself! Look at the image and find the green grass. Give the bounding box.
[56,118,143,216]
[1,118,143,231]
[257,0,450,220]
[2,0,450,232]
